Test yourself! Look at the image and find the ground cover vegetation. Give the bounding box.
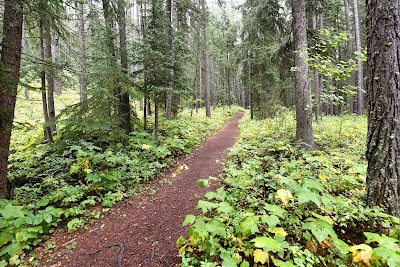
[1,98,241,265]
[179,112,400,266]
[1,0,400,266]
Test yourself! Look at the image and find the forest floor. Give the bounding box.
[36,111,245,267]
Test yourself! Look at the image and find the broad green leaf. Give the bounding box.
[264,204,286,218]
[221,252,238,267]
[206,219,226,236]
[217,202,233,213]
[182,214,196,226]
[250,236,280,252]
[261,215,280,228]
[296,188,321,206]
[240,260,250,267]
[197,179,209,188]
[195,200,218,213]
[33,214,43,225]
[239,216,259,235]
[36,198,49,208]
[43,213,53,224]
[0,203,25,219]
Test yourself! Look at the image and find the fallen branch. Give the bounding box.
[82,242,124,267]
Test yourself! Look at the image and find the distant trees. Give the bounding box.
[365,0,400,217]
[0,0,24,198]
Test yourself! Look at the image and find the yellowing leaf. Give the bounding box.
[254,249,269,264]
[142,144,151,150]
[319,173,327,182]
[349,244,373,266]
[276,189,292,205]
[268,227,288,237]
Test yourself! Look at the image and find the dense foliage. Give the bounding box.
[0,91,242,265]
[179,111,400,266]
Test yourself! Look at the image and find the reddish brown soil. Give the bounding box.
[39,112,244,267]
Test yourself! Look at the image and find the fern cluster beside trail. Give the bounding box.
[0,103,243,266]
[179,110,400,267]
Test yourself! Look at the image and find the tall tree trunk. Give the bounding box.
[51,41,61,95]
[312,14,320,121]
[45,26,56,133]
[317,13,323,119]
[365,0,400,217]
[22,22,29,101]
[343,0,354,113]
[154,92,159,146]
[165,0,173,119]
[353,0,364,115]
[118,0,132,134]
[40,20,53,143]
[77,1,87,102]
[0,0,23,199]
[292,0,314,147]
[194,53,199,113]
[102,0,122,118]
[202,0,211,117]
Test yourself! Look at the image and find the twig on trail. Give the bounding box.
[150,195,167,202]
[150,248,155,261]
[62,237,78,247]
[81,242,125,267]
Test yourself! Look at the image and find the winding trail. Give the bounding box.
[43,112,244,267]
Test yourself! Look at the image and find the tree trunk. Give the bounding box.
[343,0,354,113]
[0,0,23,199]
[40,20,53,143]
[51,41,61,95]
[292,0,315,147]
[45,27,56,133]
[102,0,122,118]
[365,0,400,217]
[77,1,87,102]
[202,0,211,117]
[22,23,29,101]
[154,92,159,146]
[165,0,173,120]
[118,0,132,134]
[312,14,320,121]
[353,0,364,115]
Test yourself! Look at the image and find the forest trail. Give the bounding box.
[42,112,245,267]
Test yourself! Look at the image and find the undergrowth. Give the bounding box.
[0,90,243,266]
[179,110,400,267]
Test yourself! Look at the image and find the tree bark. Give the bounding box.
[202,0,211,117]
[40,20,53,143]
[51,41,61,95]
[353,0,364,115]
[45,26,56,133]
[118,0,132,134]
[165,0,173,120]
[365,0,400,217]
[77,1,87,102]
[312,14,320,121]
[292,0,315,147]
[0,0,23,199]
[343,0,354,113]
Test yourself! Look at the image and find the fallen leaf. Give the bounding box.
[306,240,317,253]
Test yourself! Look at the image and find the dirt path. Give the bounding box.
[42,112,244,267]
